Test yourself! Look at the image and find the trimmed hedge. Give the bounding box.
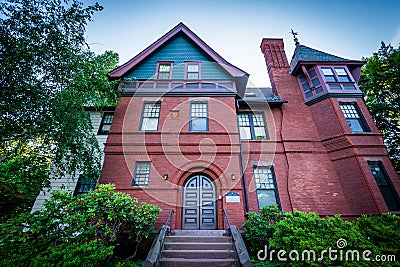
[243,205,400,266]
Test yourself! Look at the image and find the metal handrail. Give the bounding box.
[223,210,254,267]
[156,210,174,265]
[223,209,238,267]
[159,210,174,242]
[142,210,175,267]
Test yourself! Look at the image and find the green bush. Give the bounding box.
[0,184,161,266]
[243,207,400,267]
[268,212,372,266]
[355,213,400,258]
[242,205,285,254]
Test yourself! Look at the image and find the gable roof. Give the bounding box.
[108,22,249,81]
[289,44,364,75]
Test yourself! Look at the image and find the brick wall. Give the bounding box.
[259,38,400,216]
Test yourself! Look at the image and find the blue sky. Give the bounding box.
[84,0,400,87]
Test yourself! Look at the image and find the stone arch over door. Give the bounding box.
[182,174,217,230]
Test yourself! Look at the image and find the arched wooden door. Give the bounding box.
[182,174,217,230]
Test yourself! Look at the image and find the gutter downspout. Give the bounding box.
[236,100,250,216]
[239,142,250,216]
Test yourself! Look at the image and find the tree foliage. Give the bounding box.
[359,42,400,175]
[0,184,161,266]
[0,0,119,214]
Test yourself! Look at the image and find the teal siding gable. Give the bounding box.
[125,34,232,80]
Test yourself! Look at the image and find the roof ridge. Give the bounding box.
[108,22,248,80]
[289,44,363,74]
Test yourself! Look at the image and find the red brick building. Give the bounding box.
[100,23,400,230]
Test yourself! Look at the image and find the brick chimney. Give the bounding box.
[260,38,290,95]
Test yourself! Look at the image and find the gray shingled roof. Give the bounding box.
[242,87,287,104]
[289,45,361,74]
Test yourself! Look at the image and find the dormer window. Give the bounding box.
[298,67,323,99]
[156,62,172,79]
[320,66,356,91]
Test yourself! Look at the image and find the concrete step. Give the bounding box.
[162,249,235,259]
[164,242,233,250]
[159,257,236,267]
[165,236,231,243]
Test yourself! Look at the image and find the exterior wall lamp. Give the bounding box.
[231,173,236,180]
[163,174,168,180]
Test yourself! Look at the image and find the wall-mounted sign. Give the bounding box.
[226,192,240,203]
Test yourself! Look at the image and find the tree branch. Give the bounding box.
[1,129,27,142]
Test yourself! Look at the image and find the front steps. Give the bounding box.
[159,230,237,267]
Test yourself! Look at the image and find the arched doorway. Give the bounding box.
[182,174,217,230]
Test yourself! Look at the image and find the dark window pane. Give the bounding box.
[368,161,400,211]
[74,176,97,195]
[132,162,151,186]
[312,78,321,86]
[338,76,351,82]
[201,83,216,88]
[325,76,337,82]
[343,84,356,90]
[315,87,323,94]
[329,84,342,90]
[156,82,169,88]
[305,91,313,98]
[308,69,317,78]
[380,186,400,211]
[299,75,308,83]
[186,83,199,88]
[302,82,310,91]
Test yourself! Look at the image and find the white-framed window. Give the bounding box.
[186,63,200,80]
[156,62,172,79]
[190,102,208,132]
[140,103,161,131]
